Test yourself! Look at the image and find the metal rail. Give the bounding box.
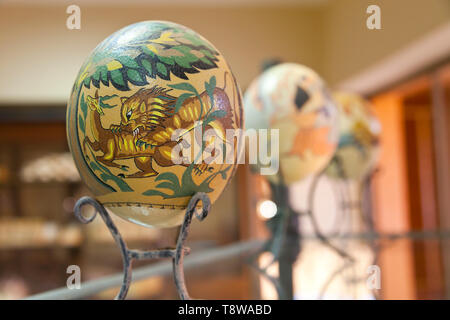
[25,240,263,300]
[299,230,450,241]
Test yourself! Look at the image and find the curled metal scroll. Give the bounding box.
[74,192,211,300]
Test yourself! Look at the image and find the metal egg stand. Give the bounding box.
[74,192,211,300]
[309,168,379,299]
[249,167,378,300]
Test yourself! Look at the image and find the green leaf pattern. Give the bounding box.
[78,22,220,91]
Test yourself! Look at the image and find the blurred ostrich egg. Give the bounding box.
[325,92,381,181]
[244,63,339,184]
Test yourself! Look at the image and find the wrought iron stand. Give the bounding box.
[73,192,211,300]
[308,169,379,299]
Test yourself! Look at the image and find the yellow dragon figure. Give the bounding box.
[83,83,234,178]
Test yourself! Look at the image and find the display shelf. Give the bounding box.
[0,218,82,250]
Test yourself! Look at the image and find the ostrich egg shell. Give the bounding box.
[66,21,243,228]
[243,63,338,184]
[325,92,381,180]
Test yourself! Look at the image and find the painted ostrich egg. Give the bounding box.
[325,92,381,181]
[66,21,243,228]
[243,63,338,184]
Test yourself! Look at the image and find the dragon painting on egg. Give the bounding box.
[67,21,243,228]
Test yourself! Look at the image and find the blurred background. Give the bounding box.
[0,0,449,299]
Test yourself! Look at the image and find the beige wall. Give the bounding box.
[0,4,323,104]
[323,0,450,85]
[0,1,449,105]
